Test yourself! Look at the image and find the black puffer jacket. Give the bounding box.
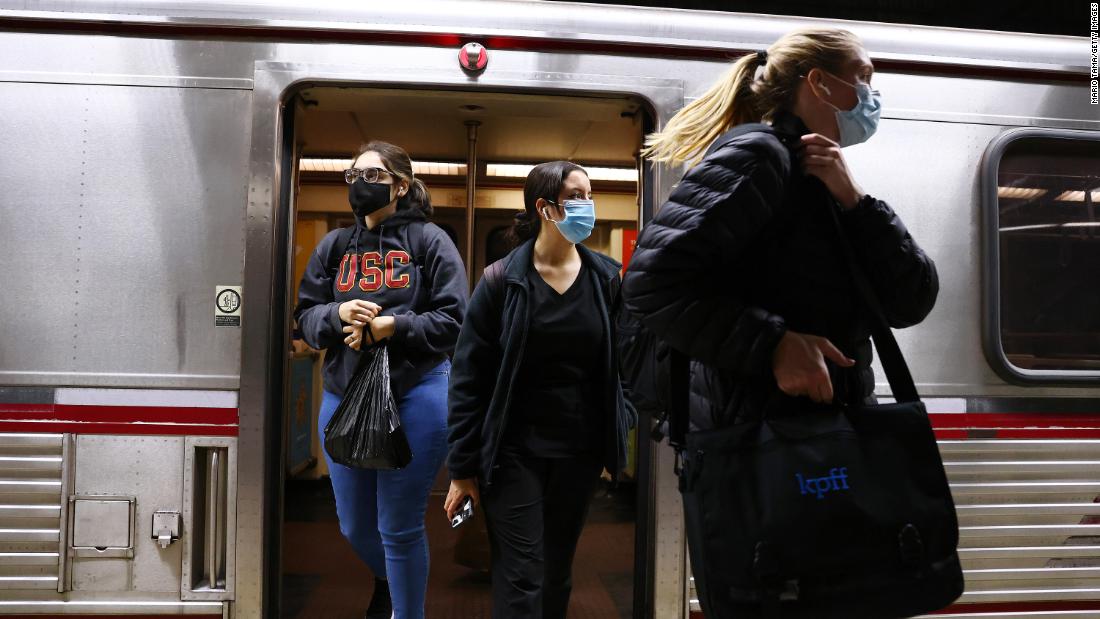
[621,111,939,430]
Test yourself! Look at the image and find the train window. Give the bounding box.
[986,132,1100,381]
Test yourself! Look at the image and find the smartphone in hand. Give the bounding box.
[450,496,474,528]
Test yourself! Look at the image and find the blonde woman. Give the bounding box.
[621,29,939,617]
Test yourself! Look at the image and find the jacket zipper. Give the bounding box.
[483,282,529,486]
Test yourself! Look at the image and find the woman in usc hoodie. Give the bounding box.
[294,141,468,619]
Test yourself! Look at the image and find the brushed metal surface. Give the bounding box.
[0,82,249,389]
[73,436,185,594]
[0,1,1086,73]
[181,437,236,602]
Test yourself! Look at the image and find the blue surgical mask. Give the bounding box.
[545,199,596,244]
[818,72,882,147]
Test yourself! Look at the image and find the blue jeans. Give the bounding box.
[319,360,450,619]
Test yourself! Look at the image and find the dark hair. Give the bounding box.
[510,160,588,245]
[354,140,432,216]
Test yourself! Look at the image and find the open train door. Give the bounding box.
[240,54,688,619]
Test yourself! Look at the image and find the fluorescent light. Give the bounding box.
[584,166,638,182]
[414,162,467,176]
[300,159,636,182]
[485,163,534,178]
[299,158,350,173]
[1053,189,1100,202]
[1000,222,1100,232]
[298,158,467,176]
[486,163,636,182]
[997,186,1046,200]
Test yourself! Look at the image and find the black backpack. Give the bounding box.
[612,126,771,448]
[612,295,689,446]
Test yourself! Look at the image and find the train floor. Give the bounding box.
[281,476,635,619]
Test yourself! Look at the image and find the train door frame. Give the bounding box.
[240,61,686,619]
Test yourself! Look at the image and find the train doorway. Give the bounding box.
[279,86,654,618]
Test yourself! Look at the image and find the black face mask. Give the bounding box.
[348,179,394,218]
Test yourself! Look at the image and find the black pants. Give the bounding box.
[481,452,603,619]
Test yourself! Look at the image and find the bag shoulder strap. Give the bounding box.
[824,204,920,402]
[708,121,921,403]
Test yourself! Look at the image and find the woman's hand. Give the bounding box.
[369,316,396,341]
[339,299,381,326]
[772,330,855,403]
[798,133,865,210]
[444,478,480,521]
[342,324,365,350]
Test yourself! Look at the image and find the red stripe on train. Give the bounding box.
[0,403,239,436]
[0,420,238,436]
[689,600,1100,618]
[0,403,238,425]
[930,413,1100,429]
[929,600,1100,614]
[930,412,1100,439]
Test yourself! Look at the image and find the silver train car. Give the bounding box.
[0,1,1096,617]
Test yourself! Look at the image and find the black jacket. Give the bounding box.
[621,112,939,429]
[447,240,637,484]
[294,209,469,400]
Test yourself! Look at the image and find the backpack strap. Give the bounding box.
[325,226,357,278]
[407,221,428,269]
[482,259,507,314]
[668,348,690,449]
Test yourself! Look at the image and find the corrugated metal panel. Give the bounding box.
[0,433,62,592]
[686,439,1100,616]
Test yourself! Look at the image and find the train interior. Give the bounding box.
[281,86,650,618]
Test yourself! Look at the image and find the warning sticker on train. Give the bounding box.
[215,286,242,327]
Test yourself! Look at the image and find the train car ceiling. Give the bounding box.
[295,87,645,168]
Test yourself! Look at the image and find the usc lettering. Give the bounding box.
[335,254,358,293]
[335,251,413,293]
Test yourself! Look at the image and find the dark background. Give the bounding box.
[568,1,1084,36]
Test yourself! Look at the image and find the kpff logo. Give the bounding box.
[796,467,851,499]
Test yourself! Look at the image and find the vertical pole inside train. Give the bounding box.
[464,120,481,285]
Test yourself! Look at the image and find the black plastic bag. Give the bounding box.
[323,340,413,470]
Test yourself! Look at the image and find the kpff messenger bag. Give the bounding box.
[675,127,963,618]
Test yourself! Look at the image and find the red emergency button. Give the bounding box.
[459,42,488,73]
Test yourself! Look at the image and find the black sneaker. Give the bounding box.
[365,577,392,619]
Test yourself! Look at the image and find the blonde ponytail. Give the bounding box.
[642,28,863,169]
[641,53,763,168]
